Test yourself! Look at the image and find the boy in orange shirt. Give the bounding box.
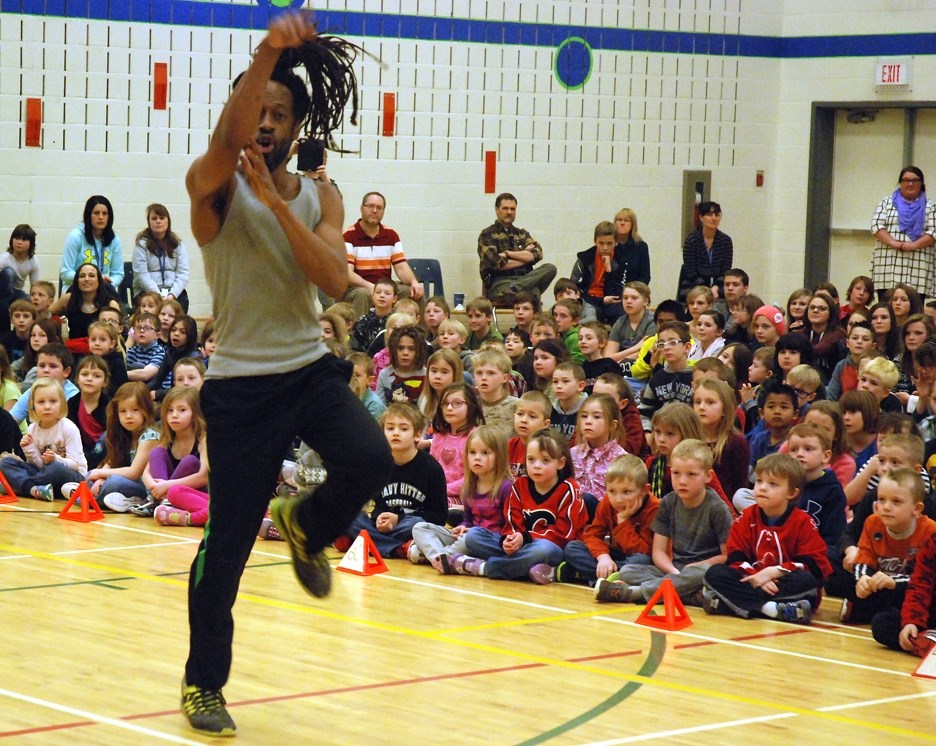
[558,454,659,586]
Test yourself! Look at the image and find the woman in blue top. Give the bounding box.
[60,196,123,300]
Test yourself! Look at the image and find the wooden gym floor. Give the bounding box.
[1,498,935,744]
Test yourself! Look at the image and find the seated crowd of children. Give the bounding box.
[4,220,936,665]
[289,253,936,663]
[0,232,216,527]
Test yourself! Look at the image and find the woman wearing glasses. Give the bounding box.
[800,290,845,383]
[49,262,121,352]
[871,166,936,300]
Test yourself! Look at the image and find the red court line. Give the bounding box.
[0,624,845,737]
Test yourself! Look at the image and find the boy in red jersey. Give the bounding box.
[702,453,831,624]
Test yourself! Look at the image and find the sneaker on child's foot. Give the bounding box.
[528,563,555,585]
[776,599,813,625]
[554,561,578,584]
[180,678,236,737]
[30,484,54,502]
[270,495,331,598]
[407,541,429,565]
[429,553,453,575]
[839,598,853,623]
[258,517,282,540]
[911,629,936,658]
[449,553,485,576]
[332,534,352,552]
[154,504,190,526]
[130,498,157,517]
[103,492,145,513]
[702,589,727,615]
[594,578,635,603]
[61,482,80,501]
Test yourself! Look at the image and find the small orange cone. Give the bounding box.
[58,482,104,523]
[635,577,692,631]
[336,530,388,576]
[0,472,17,504]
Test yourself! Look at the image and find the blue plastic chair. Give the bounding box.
[408,258,444,299]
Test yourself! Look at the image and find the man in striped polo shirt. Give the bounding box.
[342,191,423,317]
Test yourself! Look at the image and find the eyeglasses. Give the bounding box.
[808,304,829,312]
[444,399,467,408]
[792,387,814,399]
[654,340,683,350]
[135,325,156,333]
[900,178,922,184]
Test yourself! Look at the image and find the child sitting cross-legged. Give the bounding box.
[840,468,936,637]
[0,378,87,500]
[430,383,485,518]
[411,425,512,573]
[594,438,733,605]
[452,427,588,583]
[559,454,659,586]
[550,361,587,442]
[343,402,447,558]
[570,393,626,518]
[702,453,831,625]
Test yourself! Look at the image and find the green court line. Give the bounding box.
[515,629,667,745]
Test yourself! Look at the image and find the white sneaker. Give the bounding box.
[102,492,145,513]
[61,482,80,501]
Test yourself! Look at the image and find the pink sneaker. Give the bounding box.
[258,518,283,541]
[154,504,191,526]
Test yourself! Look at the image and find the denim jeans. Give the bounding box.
[463,526,563,580]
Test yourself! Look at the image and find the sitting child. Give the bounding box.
[0,378,87,500]
[703,453,831,625]
[508,390,551,478]
[595,439,733,605]
[892,533,936,658]
[430,383,485,515]
[142,387,209,524]
[411,425,512,573]
[560,454,659,586]
[840,469,936,637]
[472,348,519,439]
[375,325,427,405]
[452,427,587,582]
[343,403,447,557]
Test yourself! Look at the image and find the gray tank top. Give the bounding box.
[202,171,326,378]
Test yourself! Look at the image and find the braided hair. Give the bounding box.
[271,35,363,150]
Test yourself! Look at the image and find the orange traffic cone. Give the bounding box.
[635,577,692,631]
[336,530,388,576]
[58,482,104,523]
[0,472,17,504]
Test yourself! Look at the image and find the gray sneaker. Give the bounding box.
[594,578,635,603]
[102,492,146,513]
[776,600,813,625]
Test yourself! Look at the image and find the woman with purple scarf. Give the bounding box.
[872,165,936,299]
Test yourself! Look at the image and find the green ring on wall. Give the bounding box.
[554,36,593,90]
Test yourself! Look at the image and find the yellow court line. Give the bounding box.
[3,541,932,742]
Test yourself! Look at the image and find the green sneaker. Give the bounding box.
[181,678,236,737]
[270,496,331,598]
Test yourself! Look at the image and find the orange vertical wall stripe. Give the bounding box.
[25,97,42,147]
[484,150,497,193]
[382,92,396,136]
[153,62,168,110]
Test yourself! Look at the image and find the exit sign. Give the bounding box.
[876,58,911,87]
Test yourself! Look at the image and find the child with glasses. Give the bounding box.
[638,321,694,422]
[125,312,165,384]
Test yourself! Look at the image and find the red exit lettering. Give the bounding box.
[881,64,902,84]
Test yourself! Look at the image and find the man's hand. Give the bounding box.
[410,279,425,301]
[240,139,281,210]
[265,10,317,50]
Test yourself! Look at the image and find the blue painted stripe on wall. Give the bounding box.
[0,0,932,59]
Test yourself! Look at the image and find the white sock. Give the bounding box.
[761,601,778,618]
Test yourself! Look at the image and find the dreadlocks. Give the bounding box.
[273,35,362,151]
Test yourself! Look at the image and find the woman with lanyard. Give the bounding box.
[872,165,936,301]
[132,203,191,312]
[677,201,733,303]
[60,195,124,302]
